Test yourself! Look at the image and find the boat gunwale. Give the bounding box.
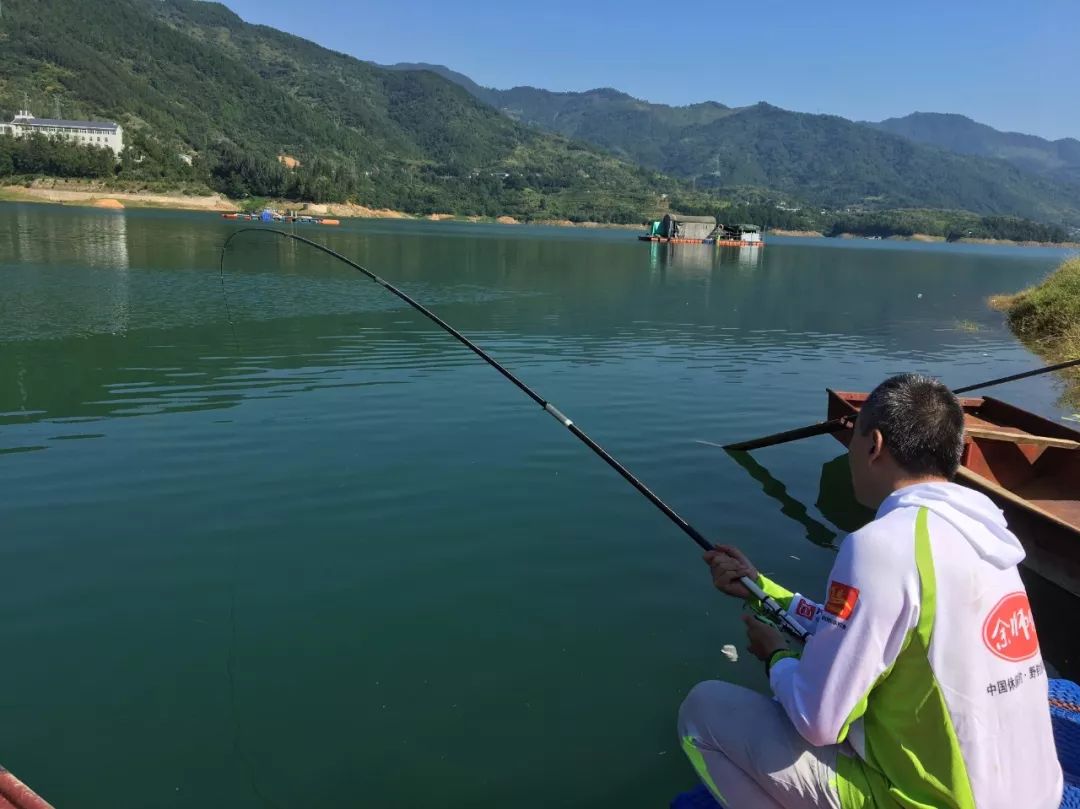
[825,388,1080,537]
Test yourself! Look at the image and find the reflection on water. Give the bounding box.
[0,208,131,340]
[6,221,1057,436]
[4,205,130,269]
[0,205,1076,809]
[647,241,763,278]
[816,453,875,532]
[725,448,839,548]
[723,449,879,552]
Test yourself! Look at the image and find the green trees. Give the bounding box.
[991,257,1080,405]
[0,0,1074,231]
[0,0,689,220]
[822,210,1068,242]
[0,133,115,178]
[949,216,1068,243]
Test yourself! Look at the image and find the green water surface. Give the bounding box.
[0,204,1076,808]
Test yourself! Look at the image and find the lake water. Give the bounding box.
[1,203,1076,808]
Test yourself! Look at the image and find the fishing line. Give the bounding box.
[218,227,808,642]
[218,259,242,355]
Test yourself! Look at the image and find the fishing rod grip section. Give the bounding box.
[741,576,810,642]
[544,402,573,427]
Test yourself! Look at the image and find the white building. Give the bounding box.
[0,110,124,155]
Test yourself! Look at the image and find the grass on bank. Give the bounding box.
[990,256,1080,407]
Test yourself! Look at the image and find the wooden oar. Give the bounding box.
[723,357,1080,452]
[724,417,851,451]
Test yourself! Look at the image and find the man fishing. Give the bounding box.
[678,374,1063,808]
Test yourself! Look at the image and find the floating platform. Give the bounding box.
[640,215,763,246]
[638,236,764,247]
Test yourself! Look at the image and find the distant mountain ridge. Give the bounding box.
[0,0,687,221]
[867,112,1080,184]
[403,65,1080,225]
[385,63,493,103]
[1,6,1077,226]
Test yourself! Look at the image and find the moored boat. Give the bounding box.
[826,389,1080,596]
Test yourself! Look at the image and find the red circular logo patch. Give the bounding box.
[982,592,1040,662]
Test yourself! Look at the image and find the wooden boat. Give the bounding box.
[0,766,53,809]
[827,390,1080,596]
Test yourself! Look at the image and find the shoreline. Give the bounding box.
[767,228,1080,249]
[951,236,1080,249]
[1,184,1074,246]
[0,183,639,231]
[990,257,1080,408]
[0,183,237,212]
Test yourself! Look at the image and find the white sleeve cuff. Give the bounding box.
[769,654,800,693]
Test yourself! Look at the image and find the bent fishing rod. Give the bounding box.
[219,228,808,641]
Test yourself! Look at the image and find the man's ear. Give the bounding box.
[868,429,885,462]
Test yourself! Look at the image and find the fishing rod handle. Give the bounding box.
[742,576,810,642]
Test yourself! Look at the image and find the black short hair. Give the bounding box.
[858,373,965,479]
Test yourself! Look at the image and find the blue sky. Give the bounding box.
[219,0,1079,140]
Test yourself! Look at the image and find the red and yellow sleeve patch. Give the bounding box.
[825,581,860,620]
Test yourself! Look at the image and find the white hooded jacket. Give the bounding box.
[763,482,1062,809]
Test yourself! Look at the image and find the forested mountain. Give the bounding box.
[478,87,734,175]
[867,113,1080,185]
[1,1,1078,229]
[386,69,735,171]
[423,73,1080,226]
[0,0,689,221]
[386,63,494,104]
